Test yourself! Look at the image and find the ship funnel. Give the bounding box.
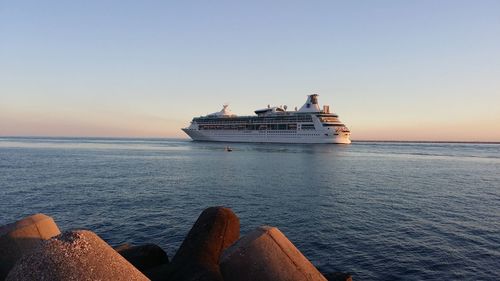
[310,94,318,104]
[298,94,321,113]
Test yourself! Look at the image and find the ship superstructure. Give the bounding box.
[182,94,351,144]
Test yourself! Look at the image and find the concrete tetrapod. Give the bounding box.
[149,206,240,281]
[0,213,61,279]
[220,226,328,281]
[115,243,169,272]
[6,230,149,281]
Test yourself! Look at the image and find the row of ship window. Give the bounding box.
[195,117,313,124]
[318,117,339,122]
[198,124,317,130]
[195,114,338,124]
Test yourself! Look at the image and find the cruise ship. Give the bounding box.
[182,94,351,144]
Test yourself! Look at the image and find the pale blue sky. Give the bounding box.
[1,1,499,140]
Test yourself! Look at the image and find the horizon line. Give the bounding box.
[1,135,499,144]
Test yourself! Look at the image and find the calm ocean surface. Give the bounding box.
[1,137,499,280]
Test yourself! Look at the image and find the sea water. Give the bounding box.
[1,137,499,280]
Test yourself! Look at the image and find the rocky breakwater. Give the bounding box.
[0,207,352,281]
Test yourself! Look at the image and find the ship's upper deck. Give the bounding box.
[194,112,339,123]
[195,94,340,123]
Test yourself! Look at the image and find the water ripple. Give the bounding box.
[1,138,499,280]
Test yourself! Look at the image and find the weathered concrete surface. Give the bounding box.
[116,243,169,272]
[0,213,61,280]
[149,206,240,281]
[220,226,328,281]
[6,230,149,281]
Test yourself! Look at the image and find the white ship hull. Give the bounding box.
[182,129,351,144]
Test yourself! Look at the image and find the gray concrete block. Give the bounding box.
[6,230,149,281]
[152,206,240,281]
[116,243,169,272]
[0,213,61,279]
[221,226,327,281]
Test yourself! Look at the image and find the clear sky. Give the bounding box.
[1,0,499,141]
